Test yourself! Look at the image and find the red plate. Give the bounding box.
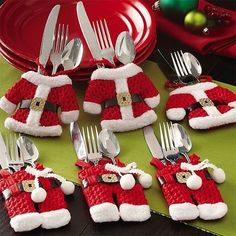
[0,0,156,69]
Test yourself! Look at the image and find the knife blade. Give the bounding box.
[76,1,102,61]
[0,132,9,170]
[70,122,87,161]
[38,4,60,73]
[143,126,164,160]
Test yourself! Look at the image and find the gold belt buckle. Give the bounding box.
[176,172,191,184]
[22,180,36,192]
[199,98,214,107]
[101,174,119,183]
[116,92,132,107]
[30,97,46,111]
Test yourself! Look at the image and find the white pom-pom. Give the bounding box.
[186,174,202,190]
[61,181,75,195]
[120,174,135,190]
[138,173,152,188]
[211,168,226,184]
[31,187,47,203]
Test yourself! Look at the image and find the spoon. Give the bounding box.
[183,52,202,79]
[98,129,120,165]
[115,31,136,65]
[172,123,192,163]
[61,38,83,71]
[18,136,39,166]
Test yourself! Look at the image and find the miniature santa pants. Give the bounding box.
[0,169,70,232]
[151,155,228,221]
[77,160,150,222]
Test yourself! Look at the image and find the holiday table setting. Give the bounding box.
[0,0,236,235]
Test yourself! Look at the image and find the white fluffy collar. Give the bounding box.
[170,82,218,95]
[22,71,72,87]
[91,63,143,80]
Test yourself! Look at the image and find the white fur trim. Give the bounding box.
[89,203,119,222]
[119,204,151,222]
[101,110,157,132]
[166,108,186,121]
[5,118,62,137]
[229,101,236,108]
[120,106,134,120]
[0,96,17,113]
[91,63,143,81]
[170,82,218,95]
[144,94,160,108]
[22,71,72,87]
[202,106,221,116]
[41,209,71,229]
[198,202,228,220]
[189,108,236,129]
[169,203,199,221]
[83,101,102,114]
[60,110,79,124]
[10,212,43,232]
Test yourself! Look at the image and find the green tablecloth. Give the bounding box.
[0,57,236,235]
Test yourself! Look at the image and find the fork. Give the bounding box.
[170,50,196,84]
[92,19,115,65]
[50,23,69,75]
[159,122,179,164]
[82,126,102,165]
[5,133,24,172]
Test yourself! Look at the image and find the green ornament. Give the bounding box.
[184,10,207,33]
[160,0,199,20]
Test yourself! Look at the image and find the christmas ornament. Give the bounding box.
[0,71,79,137]
[166,82,236,129]
[184,10,207,33]
[83,63,160,132]
[159,0,199,20]
[76,159,152,223]
[151,154,228,221]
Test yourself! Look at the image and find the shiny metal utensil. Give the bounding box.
[170,50,196,84]
[62,38,83,71]
[76,1,103,65]
[82,126,102,165]
[92,19,115,65]
[38,5,60,74]
[183,52,202,79]
[143,126,165,162]
[159,122,179,164]
[115,31,136,65]
[50,24,69,74]
[0,132,9,170]
[70,122,87,161]
[98,129,120,165]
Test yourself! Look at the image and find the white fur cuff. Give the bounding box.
[166,108,186,121]
[60,110,79,124]
[228,101,236,108]
[0,96,17,114]
[41,209,71,229]
[83,101,102,114]
[144,94,160,108]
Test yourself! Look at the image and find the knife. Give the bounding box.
[70,122,87,161]
[76,1,103,61]
[0,132,9,170]
[38,4,60,74]
[143,126,165,161]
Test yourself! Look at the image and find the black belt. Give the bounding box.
[102,94,143,109]
[185,99,223,115]
[20,99,59,113]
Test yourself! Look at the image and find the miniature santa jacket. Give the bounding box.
[83,63,160,132]
[76,159,151,223]
[0,164,74,232]
[166,82,236,129]
[0,71,79,137]
[151,154,228,221]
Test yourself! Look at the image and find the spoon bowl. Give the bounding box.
[183,52,202,78]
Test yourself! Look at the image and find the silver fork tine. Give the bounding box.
[170,53,181,78]
[55,24,61,53]
[180,50,191,74]
[173,52,184,76]
[90,126,97,153]
[92,22,101,50]
[86,127,92,154]
[59,24,65,53]
[176,51,188,76]
[96,21,105,49]
[159,123,165,150]
[163,123,170,151]
[103,19,113,49]
[99,20,109,49]
[82,127,88,154]
[64,24,69,48]
[166,122,174,149]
